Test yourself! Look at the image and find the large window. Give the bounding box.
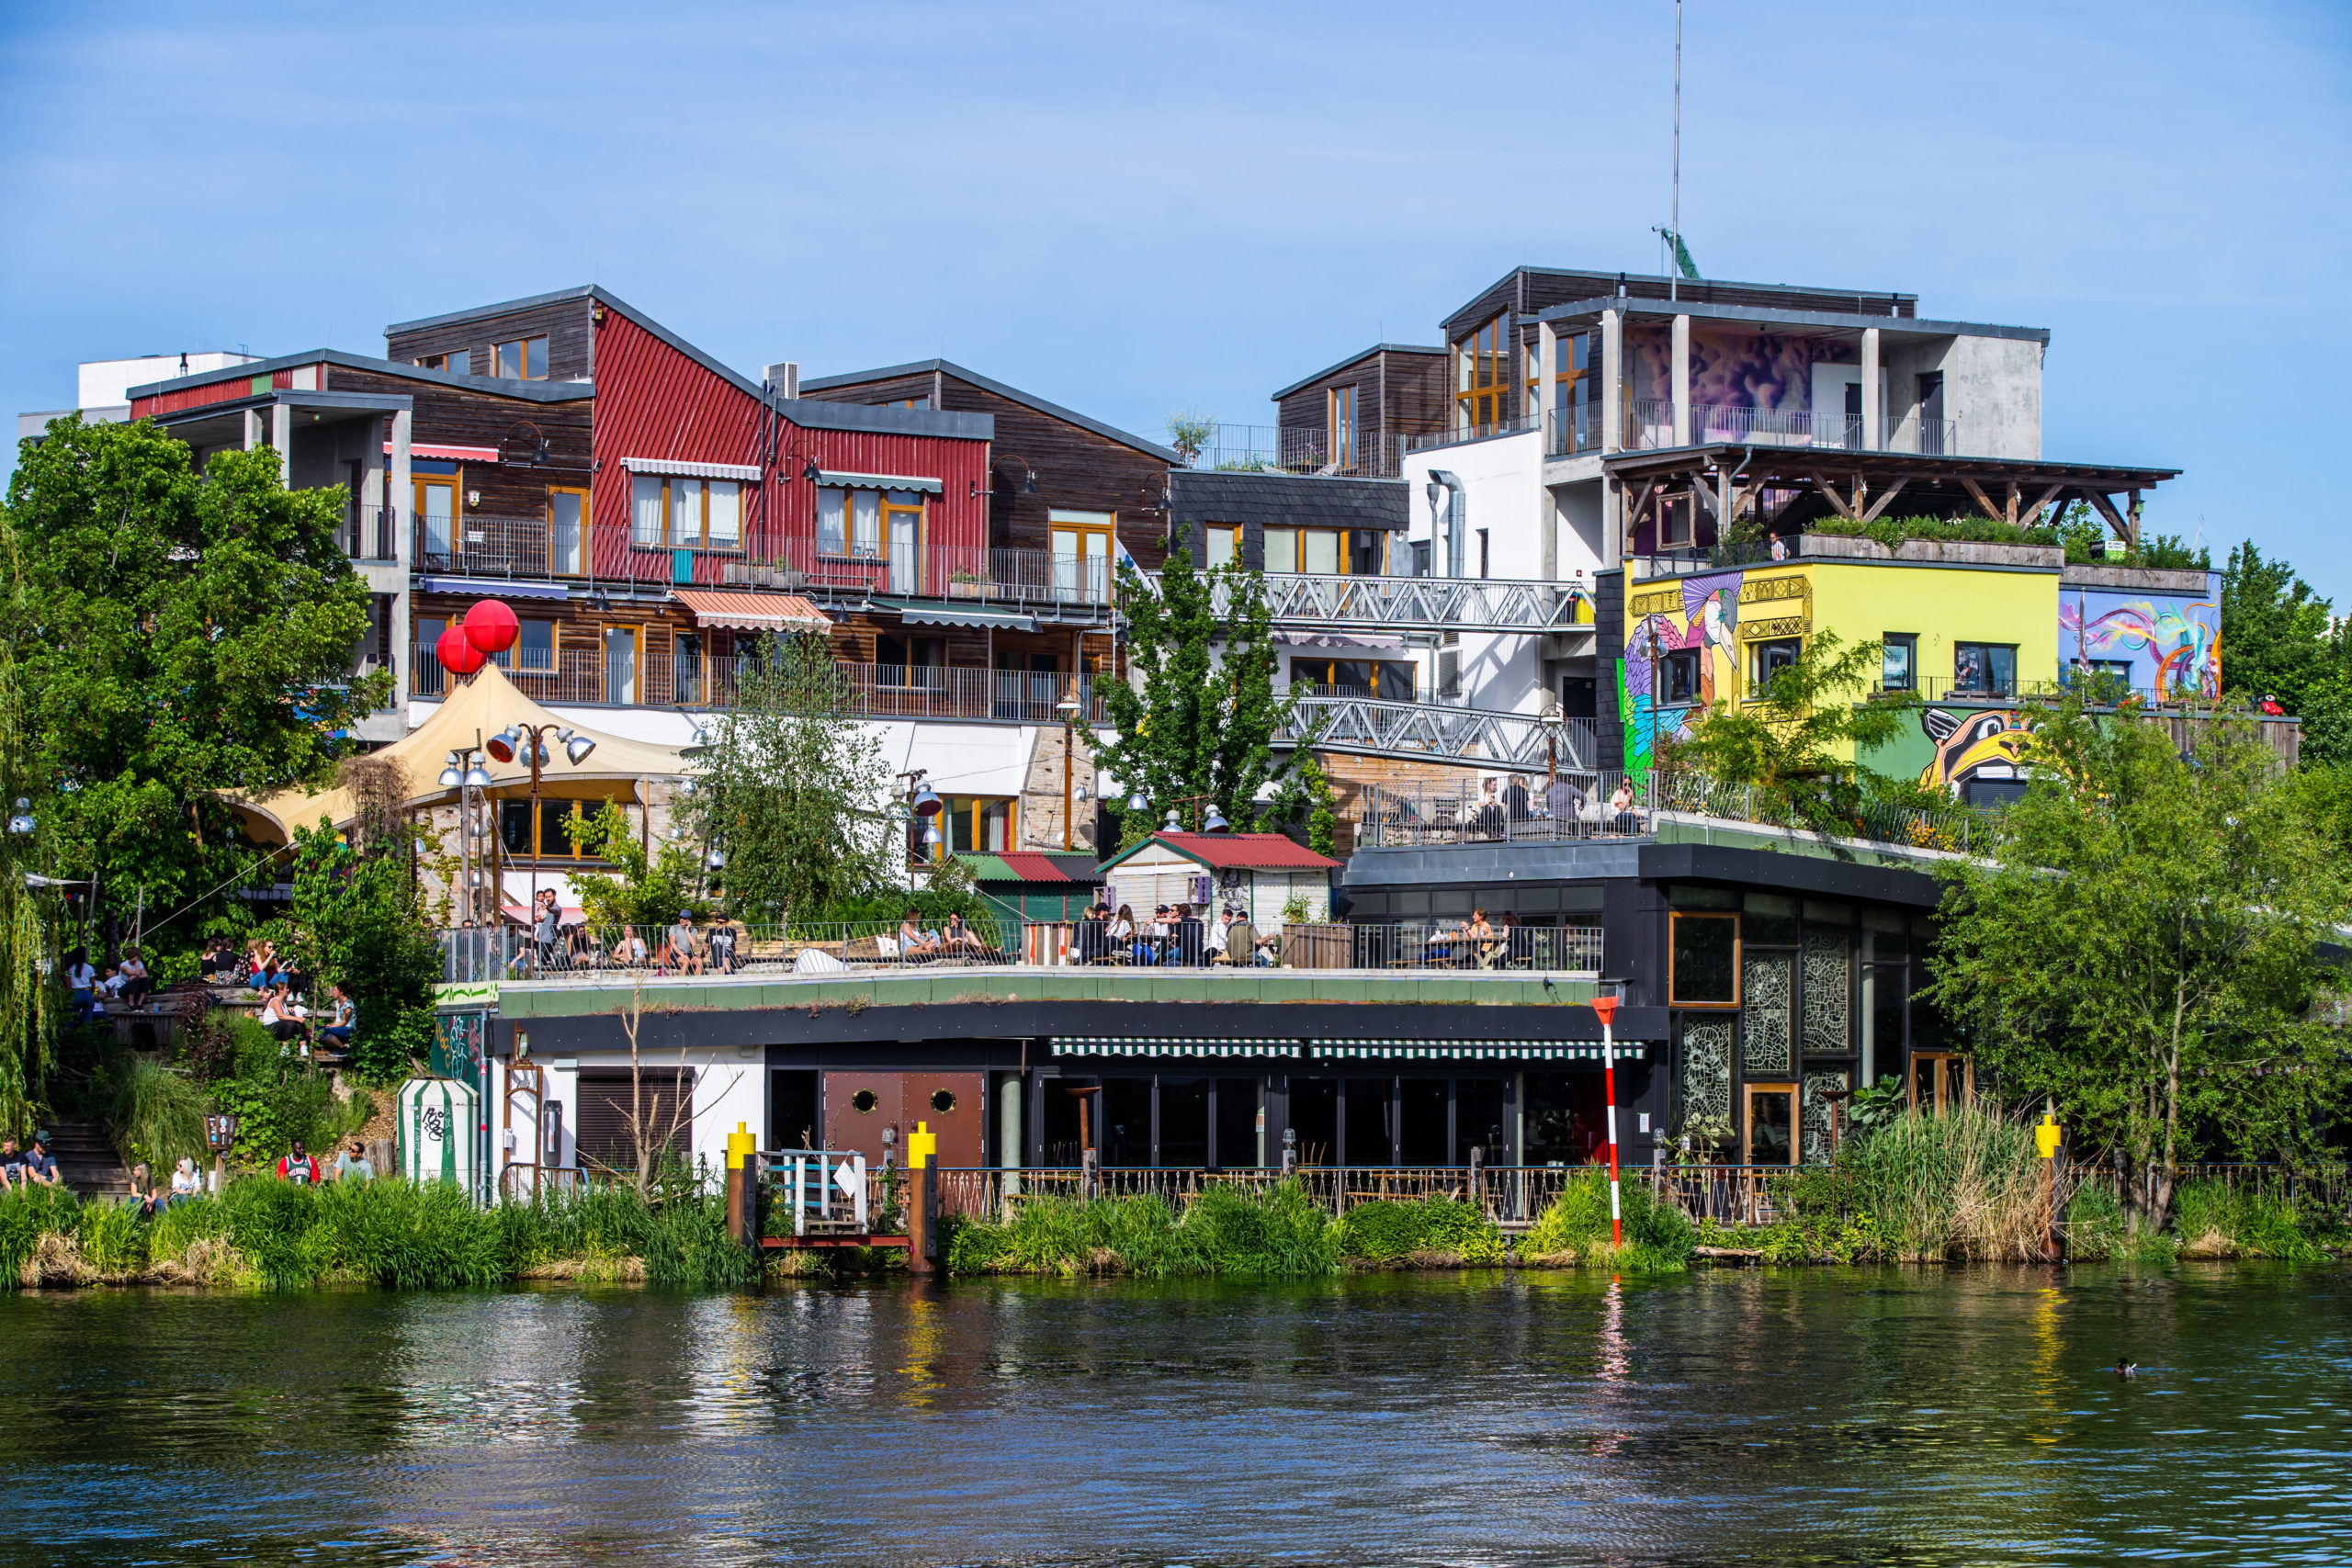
[1658,649,1702,705]
[1204,525,1239,569]
[493,337,548,380]
[1328,383,1357,468]
[1953,641,2017,696]
[1882,633,1917,693]
[414,351,469,376]
[1453,314,1510,434]
[876,635,944,689]
[1669,912,1739,1006]
[631,475,741,551]
[499,797,594,860]
[819,488,881,558]
[1533,329,1600,453]
[1263,526,1345,576]
[912,795,1012,862]
[1748,637,1801,695]
[1292,658,1415,700]
[1050,509,1114,601]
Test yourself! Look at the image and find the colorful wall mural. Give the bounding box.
[2058,573,2222,700]
[1625,328,1854,410]
[1620,568,1813,783]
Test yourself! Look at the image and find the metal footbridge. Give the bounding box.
[1279,695,1600,772]
[1189,573,1591,636]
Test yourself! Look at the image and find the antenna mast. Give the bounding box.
[1671,0,1682,304]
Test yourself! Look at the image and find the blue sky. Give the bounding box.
[5,1,2347,590]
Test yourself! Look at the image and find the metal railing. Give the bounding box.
[1544,411,1607,457]
[414,513,561,577]
[439,919,1605,985]
[1353,769,1997,854]
[719,542,1113,607]
[412,647,1107,720]
[1282,697,1596,772]
[1182,423,1408,479]
[1613,401,1965,457]
[347,505,400,562]
[1405,413,1541,455]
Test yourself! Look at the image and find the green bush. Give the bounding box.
[1523,1168,1694,1269]
[104,1052,213,1172]
[74,1200,147,1275]
[0,1185,78,1281]
[945,1181,1341,1278]
[1332,1198,1503,1265]
[2172,1179,2324,1262]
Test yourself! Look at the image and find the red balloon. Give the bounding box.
[464,598,520,655]
[436,625,486,675]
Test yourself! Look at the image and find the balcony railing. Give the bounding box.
[414,513,561,577]
[1405,413,1541,456]
[413,646,1107,720]
[721,542,1112,606]
[1623,401,1965,457]
[436,919,1605,985]
[346,505,400,563]
[1182,423,1407,479]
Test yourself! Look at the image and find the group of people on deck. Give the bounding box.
[1080,902,1272,966]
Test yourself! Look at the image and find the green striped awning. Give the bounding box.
[1053,1038,1304,1058]
[1050,1038,1645,1063]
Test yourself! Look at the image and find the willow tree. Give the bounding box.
[0,554,52,1137]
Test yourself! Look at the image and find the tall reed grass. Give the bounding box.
[1523,1168,1695,1269]
[945,1183,1340,1277]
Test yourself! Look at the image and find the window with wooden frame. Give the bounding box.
[414,351,469,376]
[1453,314,1509,433]
[488,618,556,673]
[1908,1051,1973,1116]
[876,635,944,690]
[497,796,598,861]
[548,486,589,575]
[818,488,882,558]
[1204,525,1239,570]
[1668,911,1739,1006]
[1743,1083,1799,1166]
[1262,526,1347,576]
[673,632,705,705]
[493,336,548,380]
[630,475,741,551]
[1530,330,1599,453]
[912,795,1012,862]
[1328,383,1357,468]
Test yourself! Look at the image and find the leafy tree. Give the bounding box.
[676,633,898,921]
[1672,630,1916,828]
[564,801,709,929]
[277,821,439,1087]
[1927,694,2352,1230]
[0,567,56,1137]
[1091,549,1301,847]
[1165,410,1215,466]
[3,417,386,959]
[2219,542,2335,713]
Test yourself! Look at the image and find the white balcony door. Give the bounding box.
[888,509,920,594]
[550,489,587,575]
[604,626,638,705]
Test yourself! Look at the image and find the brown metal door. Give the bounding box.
[823,1071,904,1164]
[908,1073,988,1168]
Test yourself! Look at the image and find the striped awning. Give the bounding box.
[1050,1038,1647,1062]
[1054,1038,1304,1058]
[673,589,831,633]
[622,456,763,481]
[384,441,500,463]
[815,470,943,494]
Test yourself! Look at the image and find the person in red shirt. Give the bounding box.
[276,1139,322,1185]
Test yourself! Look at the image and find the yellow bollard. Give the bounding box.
[906,1121,937,1170]
[726,1121,755,1246]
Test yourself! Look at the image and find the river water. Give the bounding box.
[2,1265,2346,1566]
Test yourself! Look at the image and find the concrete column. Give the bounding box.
[1671,314,1692,446]
[1600,309,1623,452]
[269,401,291,485]
[1861,328,1883,451]
[1536,321,1558,457]
[242,407,264,451]
[999,1071,1023,1191]
[390,408,413,714]
[1601,478,1623,570]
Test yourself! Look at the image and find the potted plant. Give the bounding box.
[947,569,989,600]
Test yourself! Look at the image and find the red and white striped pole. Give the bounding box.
[1593,993,1623,1247]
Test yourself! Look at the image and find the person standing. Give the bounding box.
[533,890,562,974]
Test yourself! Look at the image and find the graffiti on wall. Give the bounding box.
[1917,707,2032,797]
[2058,579,2221,700]
[1628,330,1854,410]
[1621,569,1812,782]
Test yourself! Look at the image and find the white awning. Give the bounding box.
[815,470,944,494]
[621,456,763,481]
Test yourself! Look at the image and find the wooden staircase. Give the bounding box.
[43,1118,130,1198]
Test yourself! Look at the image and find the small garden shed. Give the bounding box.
[1097,832,1339,925]
[956,852,1104,929]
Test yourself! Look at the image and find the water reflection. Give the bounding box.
[0,1267,2346,1565]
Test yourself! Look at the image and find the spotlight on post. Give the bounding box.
[485,726,520,764]
[566,733,596,765]
[1202,804,1230,834]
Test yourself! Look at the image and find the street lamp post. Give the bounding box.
[488,723,596,958]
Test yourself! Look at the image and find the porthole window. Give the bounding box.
[851,1089,879,1114]
[931,1089,956,1114]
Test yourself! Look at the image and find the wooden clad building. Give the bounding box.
[1268,344,1446,479]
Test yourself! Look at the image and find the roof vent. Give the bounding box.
[763,361,799,399]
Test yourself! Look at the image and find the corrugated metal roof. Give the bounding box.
[1099,831,1340,873]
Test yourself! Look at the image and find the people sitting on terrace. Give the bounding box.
[1545,774,1589,824]
[707,920,738,973]
[941,912,989,960]
[260,983,307,1053]
[66,948,96,1013]
[665,914,703,975]
[615,927,650,966]
[318,984,355,1053]
[897,914,939,961]
[1505,775,1533,821]
[1453,908,1496,969]
[199,938,240,982]
[1608,781,1646,832]
[118,950,152,1006]
[1474,779,1507,837]
[1174,904,1207,966]
[1487,910,1520,969]
[247,938,287,990]
[1104,905,1136,964]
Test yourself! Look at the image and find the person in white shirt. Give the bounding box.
[170,1156,203,1204]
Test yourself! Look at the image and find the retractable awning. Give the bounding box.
[621,456,763,481]
[815,470,943,494]
[673,590,831,633]
[872,598,1036,633]
[1314,1041,1644,1062]
[418,575,571,600]
[384,442,500,463]
[1054,1039,1305,1058]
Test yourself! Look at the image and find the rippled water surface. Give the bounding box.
[3,1266,2347,1566]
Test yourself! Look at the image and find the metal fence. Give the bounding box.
[1182,423,1408,479]
[439,919,1605,985]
